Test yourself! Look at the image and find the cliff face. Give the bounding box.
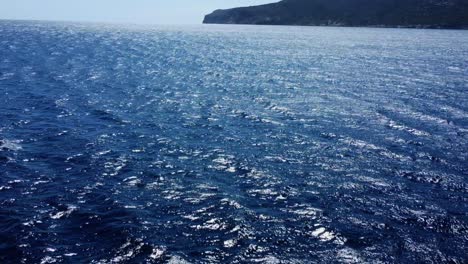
[203,0,468,29]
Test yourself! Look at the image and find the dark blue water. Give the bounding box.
[0,20,467,263]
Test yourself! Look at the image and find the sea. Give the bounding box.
[0,20,467,263]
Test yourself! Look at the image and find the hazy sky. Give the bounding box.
[0,0,276,24]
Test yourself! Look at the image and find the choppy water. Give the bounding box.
[0,20,467,263]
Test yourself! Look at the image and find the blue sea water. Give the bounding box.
[0,20,467,263]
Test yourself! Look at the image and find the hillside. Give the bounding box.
[203,0,468,29]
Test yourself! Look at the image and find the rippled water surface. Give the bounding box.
[1,21,467,263]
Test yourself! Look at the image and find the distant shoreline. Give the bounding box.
[203,0,468,31]
[202,22,468,30]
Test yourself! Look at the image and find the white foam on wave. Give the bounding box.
[264,156,288,163]
[131,148,145,153]
[288,206,322,218]
[248,188,278,197]
[103,155,127,176]
[250,255,281,264]
[211,155,238,172]
[40,256,58,264]
[65,153,83,162]
[149,247,165,260]
[340,137,410,161]
[225,166,237,172]
[0,72,14,80]
[167,255,191,264]
[54,97,69,107]
[355,175,391,187]
[341,138,381,151]
[162,189,182,200]
[261,118,284,126]
[245,169,268,179]
[448,66,462,72]
[96,150,112,156]
[110,239,146,263]
[123,176,142,187]
[220,198,243,209]
[50,205,78,220]
[337,248,363,263]
[0,139,23,151]
[181,214,199,221]
[22,220,37,226]
[223,239,237,248]
[192,218,227,231]
[310,227,335,242]
[386,120,430,137]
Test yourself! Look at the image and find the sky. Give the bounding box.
[0,0,276,25]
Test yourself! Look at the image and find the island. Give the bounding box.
[203,0,468,29]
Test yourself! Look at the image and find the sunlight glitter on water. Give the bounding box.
[0,21,467,263]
